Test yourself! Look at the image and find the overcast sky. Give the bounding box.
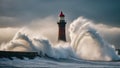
[0,0,120,48]
[0,0,120,27]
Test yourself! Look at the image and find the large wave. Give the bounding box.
[69,17,120,61]
[0,28,75,59]
[0,17,120,61]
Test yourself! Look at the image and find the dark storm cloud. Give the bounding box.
[0,0,120,27]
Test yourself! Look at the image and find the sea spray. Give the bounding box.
[51,42,76,59]
[0,28,76,59]
[0,17,120,61]
[69,17,120,61]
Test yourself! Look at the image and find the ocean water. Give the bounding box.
[0,17,120,68]
[0,57,120,68]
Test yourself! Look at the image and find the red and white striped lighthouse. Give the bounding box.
[57,11,66,42]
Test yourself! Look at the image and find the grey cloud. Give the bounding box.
[0,0,120,27]
[0,16,24,27]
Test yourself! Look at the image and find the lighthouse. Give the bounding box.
[57,11,66,42]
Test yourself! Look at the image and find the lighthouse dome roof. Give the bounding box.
[59,11,65,17]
